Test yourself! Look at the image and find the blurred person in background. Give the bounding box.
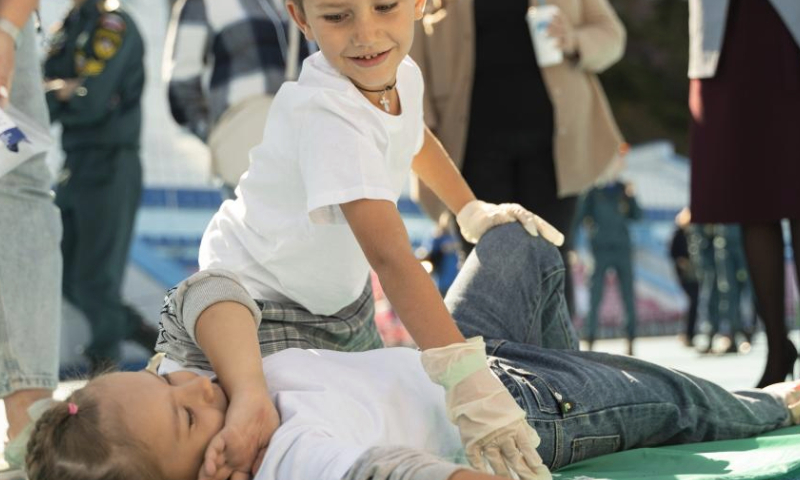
[688,0,800,387]
[164,0,310,196]
[693,222,754,355]
[0,0,62,469]
[575,179,641,355]
[670,207,700,348]
[409,0,627,318]
[708,224,755,354]
[44,0,155,373]
[693,224,721,352]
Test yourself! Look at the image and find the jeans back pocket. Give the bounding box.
[570,435,621,464]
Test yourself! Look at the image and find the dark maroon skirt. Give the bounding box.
[690,0,800,223]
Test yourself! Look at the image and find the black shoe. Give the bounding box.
[124,305,160,353]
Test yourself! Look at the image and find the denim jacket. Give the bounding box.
[689,0,800,79]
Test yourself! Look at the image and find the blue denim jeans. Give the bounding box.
[447,224,789,470]
[0,19,62,397]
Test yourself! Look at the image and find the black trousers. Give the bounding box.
[460,131,579,316]
[56,146,142,361]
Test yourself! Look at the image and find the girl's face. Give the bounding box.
[96,371,228,480]
[288,0,426,90]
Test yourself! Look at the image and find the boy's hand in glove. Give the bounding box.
[456,200,564,247]
[421,337,552,480]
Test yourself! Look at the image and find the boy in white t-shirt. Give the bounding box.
[155,0,566,479]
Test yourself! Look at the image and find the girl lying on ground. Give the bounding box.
[25,225,800,480]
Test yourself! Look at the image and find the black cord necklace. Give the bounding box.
[354,79,398,112]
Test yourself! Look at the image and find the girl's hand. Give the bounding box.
[198,387,280,480]
[547,11,577,56]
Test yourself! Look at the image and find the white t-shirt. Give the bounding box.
[198,52,427,315]
[159,348,465,480]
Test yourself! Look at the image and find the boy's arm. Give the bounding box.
[411,126,476,215]
[195,301,271,411]
[193,303,280,480]
[341,198,465,350]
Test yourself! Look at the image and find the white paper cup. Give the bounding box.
[526,5,564,68]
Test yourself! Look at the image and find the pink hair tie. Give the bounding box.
[67,403,79,415]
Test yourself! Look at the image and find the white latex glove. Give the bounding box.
[421,337,552,480]
[456,200,565,247]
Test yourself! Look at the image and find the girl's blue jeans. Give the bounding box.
[447,223,789,470]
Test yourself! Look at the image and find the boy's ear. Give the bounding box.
[287,1,315,41]
[414,0,427,20]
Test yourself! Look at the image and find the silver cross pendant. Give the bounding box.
[380,92,391,112]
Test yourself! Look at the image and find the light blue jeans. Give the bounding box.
[0,19,62,397]
[447,224,789,470]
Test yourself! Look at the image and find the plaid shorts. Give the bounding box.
[156,280,384,370]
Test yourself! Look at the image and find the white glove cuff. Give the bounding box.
[420,336,487,389]
[456,200,486,244]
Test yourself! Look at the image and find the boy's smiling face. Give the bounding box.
[288,0,426,91]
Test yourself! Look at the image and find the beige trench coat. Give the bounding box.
[409,0,626,218]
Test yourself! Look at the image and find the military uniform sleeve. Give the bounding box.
[44,23,72,122]
[165,0,211,139]
[626,191,643,221]
[53,11,143,127]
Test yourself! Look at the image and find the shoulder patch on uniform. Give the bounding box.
[93,29,122,60]
[83,59,106,76]
[99,13,126,33]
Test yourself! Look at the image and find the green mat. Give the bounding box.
[553,426,800,480]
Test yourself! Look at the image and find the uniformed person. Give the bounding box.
[44,0,155,371]
[670,207,700,348]
[577,180,642,355]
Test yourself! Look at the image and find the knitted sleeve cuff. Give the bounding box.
[173,269,261,344]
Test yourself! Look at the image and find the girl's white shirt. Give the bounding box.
[198,51,426,315]
[159,347,465,480]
